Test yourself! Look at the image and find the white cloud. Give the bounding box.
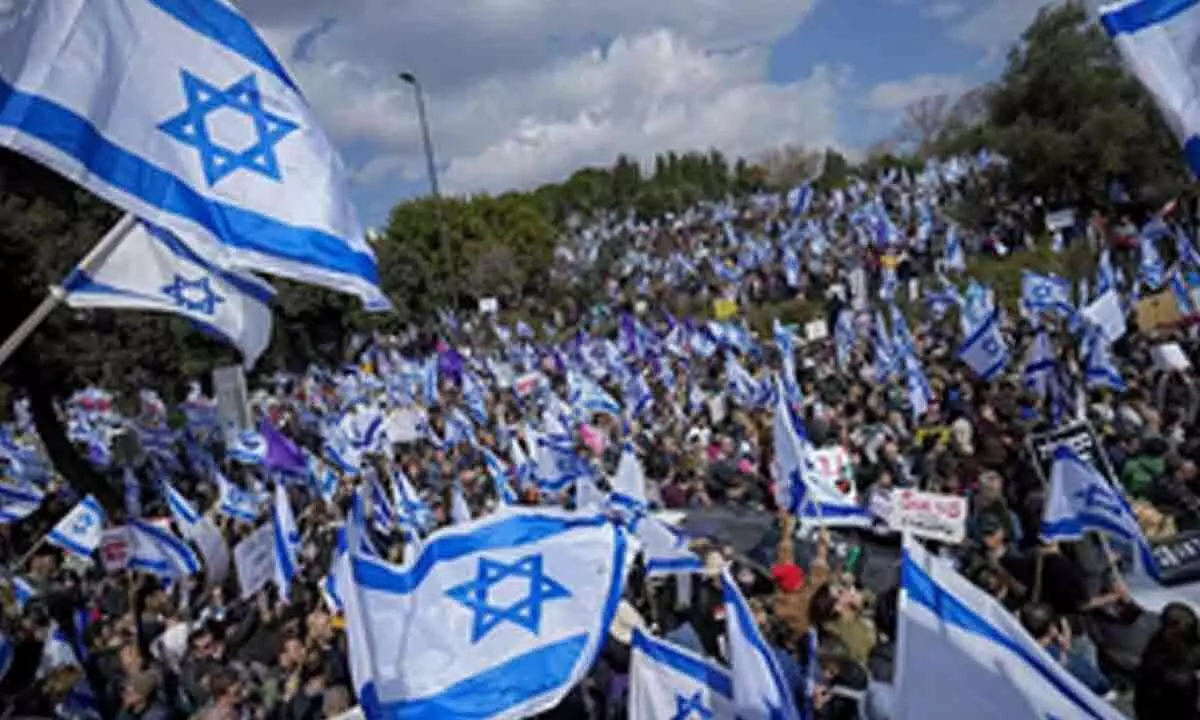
[237,0,834,206]
[864,73,969,111]
[926,2,965,20]
[947,0,1063,54]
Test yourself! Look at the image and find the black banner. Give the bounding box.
[1027,421,1118,487]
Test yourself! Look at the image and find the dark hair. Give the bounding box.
[809,585,837,628]
[1018,602,1055,640]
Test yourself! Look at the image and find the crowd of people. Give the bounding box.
[2,152,1200,720]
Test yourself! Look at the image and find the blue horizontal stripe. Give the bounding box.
[148,0,300,94]
[645,556,704,575]
[0,76,380,288]
[1102,0,1199,36]
[47,530,95,559]
[144,223,276,304]
[903,549,1108,720]
[632,628,733,698]
[362,634,589,719]
[351,513,610,593]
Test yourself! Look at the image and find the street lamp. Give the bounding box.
[399,71,456,312]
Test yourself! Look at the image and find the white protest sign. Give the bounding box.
[804,320,829,342]
[1152,342,1192,371]
[478,297,499,314]
[887,489,968,544]
[1082,290,1126,344]
[808,446,858,503]
[212,365,251,431]
[233,524,276,600]
[99,527,131,572]
[192,517,230,588]
[514,372,545,398]
[1045,208,1077,232]
[386,407,425,444]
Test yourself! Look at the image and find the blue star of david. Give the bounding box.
[162,274,224,315]
[445,554,571,644]
[671,691,713,720]
[159,70,299,186]
[1075,484,1123,516]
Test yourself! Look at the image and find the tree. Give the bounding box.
[894,94,955,159]
[756,144,822,188]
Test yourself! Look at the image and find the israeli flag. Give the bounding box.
[958,309,1008,381]
[47,495,106,560]
[1082,329,1125,392]
[63,219,275,367]
[610,442,648,512]
[271,483,300,602]
[1103,0,1200,176]
[338,508,630,719]
[216,469,262,524]
[450,483,472,525]
[1021,271,1074,318]
[1021,331,1056,399]
[7,575,36,611]
[163,479,203,540]
[628,628,733,720]
[722,570,800,720]
[897,537,1125,720]
[943,225,966,273]
[568,372,621,419]
[228,429,267,465]
[0,481,44,523]
[1040,445,1159,580]
[127,519,201,578]
[787,183,813,217]
[481,447,518,506]
[0,0,385,306]
[38,621,81,677]
[1097,248,1118,295]
[637,514,704,577]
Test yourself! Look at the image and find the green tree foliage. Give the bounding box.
[937,1,1188,209]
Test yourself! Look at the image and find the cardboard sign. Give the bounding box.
[99,527,131,572]
[1027,421,1118,488]
[887,489,968,544]
[233,524,276,600]
[1136,290,1184,332]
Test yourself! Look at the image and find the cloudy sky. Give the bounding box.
[237,0,1067,225]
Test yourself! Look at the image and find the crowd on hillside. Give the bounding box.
[3,152,1200,720]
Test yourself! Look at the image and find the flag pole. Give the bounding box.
[0,214,136,369]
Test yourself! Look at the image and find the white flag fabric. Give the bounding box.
[610,442,648,510]
[47,495,106,560]
[721,570,800,720]
[0,0,386,306]
[163,480,203,540]
[0,481,44,523]
[1102,0,1200,176]
[896,538,1125,720]
[216,469,261,524]
[339,508,630,719]
[271,483,300,602]
[64,219,275,368]
[637,513,703,577]
[958,309,1008,381]
[127,519,201,578]
[628,627,734,720]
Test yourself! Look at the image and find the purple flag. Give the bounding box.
[260,419,307,476]
[438,345,465,386]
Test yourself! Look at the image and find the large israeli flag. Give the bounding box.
[0,0,385,306]
[722,570,800,720]
[897,538,1125,720]
[64,218,275,368]
[46,495,105,560]
[628,628,734,720]
[958,309,1008,381]
[338,508,630,719]
[1102,0,1200,175]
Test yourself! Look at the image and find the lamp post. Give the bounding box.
[399,71,455,312]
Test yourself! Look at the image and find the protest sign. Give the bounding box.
[804,320,829,342]
[99,527,131,572]
[1152,342,1192,371]
[1045,208,1077,232]
[1136,290,1184,332]
[886,489,968,544]
[478,297,498,314]
[809,446,857,501]
[514,372,546,398]
[713,298,738,321]
[192,517,230,588]
[386,407,425,444]
[233,524,275,600]
[1027,421,1118,488]
[212,365,251,431]
[1082,290,1126,344]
